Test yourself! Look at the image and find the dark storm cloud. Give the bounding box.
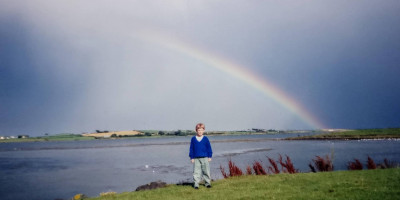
[1,0,400,135]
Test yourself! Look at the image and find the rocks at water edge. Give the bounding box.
[135,181,167,191]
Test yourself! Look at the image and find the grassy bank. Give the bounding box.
[287,128,400,140]
[87,168,400,200]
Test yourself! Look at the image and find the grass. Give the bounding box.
[287,128,400,140]
[87,168,400,200]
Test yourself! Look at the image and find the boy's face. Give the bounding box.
[196,128,204,136]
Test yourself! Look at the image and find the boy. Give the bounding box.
[189,123,213,189]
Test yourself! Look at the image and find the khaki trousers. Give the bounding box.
[193,157,211,187]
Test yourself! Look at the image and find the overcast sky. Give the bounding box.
[1,0,400,136]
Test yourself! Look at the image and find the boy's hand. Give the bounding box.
[208,158,212,162]
[191,159,194,163]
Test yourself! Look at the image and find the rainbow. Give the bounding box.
[136,30,325,129]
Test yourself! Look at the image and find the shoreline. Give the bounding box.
[285,128,400,140]
[2,128,399,143]
[286,136,400,141]
[0,131,297,143]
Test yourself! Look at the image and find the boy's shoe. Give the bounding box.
[206,185,212,188]
[194,187,199,189]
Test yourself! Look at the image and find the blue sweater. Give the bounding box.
[189,136,213,159]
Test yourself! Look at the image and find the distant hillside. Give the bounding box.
[82,131,142,138]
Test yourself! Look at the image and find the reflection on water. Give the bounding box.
[1,134,399,200]
[0,157,68,172]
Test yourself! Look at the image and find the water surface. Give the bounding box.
[1,134,399,200]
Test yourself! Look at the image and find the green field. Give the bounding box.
[87,168,400,200]
[287,128,400,140]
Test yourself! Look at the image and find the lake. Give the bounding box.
[1,133,399,200]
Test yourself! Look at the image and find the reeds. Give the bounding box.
[253,161,267,175]
[347,159,363,170]
[348,157,398,170]
[220,159,243,178]
[308,163,316,173]
[380,158,399,169]
[220,155,299,178]
[309,155,334,172]
[367,156,376,169]
[246,165,253,175]
[219,154,398,178]
[220,165,228,178]
[383,158,392,168]
[267,157,280,174]
[278,154,299,174]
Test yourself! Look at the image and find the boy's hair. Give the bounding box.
[195,123,205,131]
